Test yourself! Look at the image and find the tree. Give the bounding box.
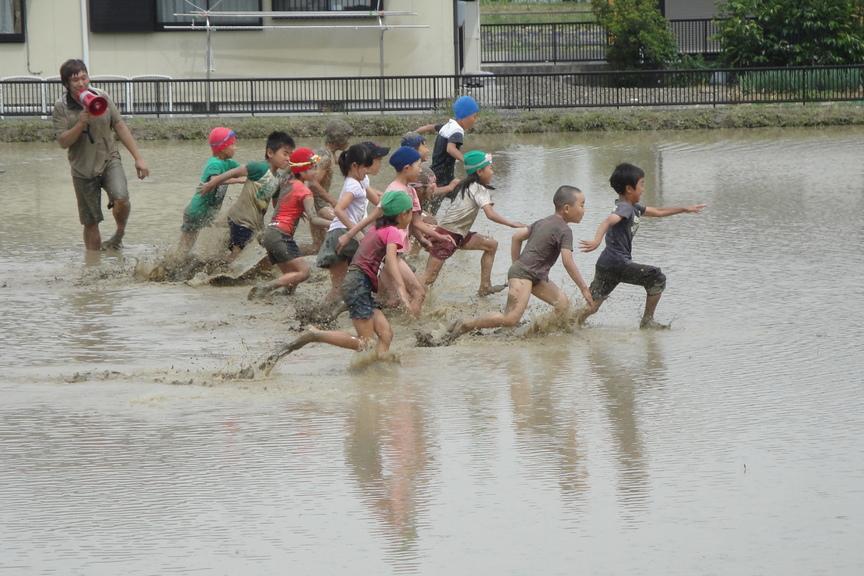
[591,0,678,70]
[717,0,864,67]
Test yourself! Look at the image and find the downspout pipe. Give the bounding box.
[80,0,90,67]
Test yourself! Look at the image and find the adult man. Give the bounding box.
[52,59,149,251]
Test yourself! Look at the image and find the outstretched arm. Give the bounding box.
[384,243,419,317]
[415,123,438,134]
[481,204,526,229]
[308,180,337,208]
[510,226,530,263]
[429,178,460,198]
[337,206,382,253]
[579,213,621,252]
[561,249,594,306]
[114,119,149,179]
[302,196,333,228]
[200,165,248,194]
[644,204,706,217]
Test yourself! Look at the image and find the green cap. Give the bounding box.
[464,150,492,175]
[380,190,413,217]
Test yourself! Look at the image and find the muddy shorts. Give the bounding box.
[228,220,255,250]
[313,193,331,213]
[260,226,300,264]
[590,261,666,301]
[71,158,129,226]
[507,261,547,286]
[428,227,476,261]
[317,228,359,268]
[341,268,379,320]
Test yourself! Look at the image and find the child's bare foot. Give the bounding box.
[639,318,671,330]
[477,284,506,297]
[443,320,466,344]
[101,235,123,251]
[247,283,276,301]
[258,329,320,374]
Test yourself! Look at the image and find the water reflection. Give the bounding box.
[587,333,668,523]
[345,379,433,571]
[505,347,588,508]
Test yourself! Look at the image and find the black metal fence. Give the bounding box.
[480,19,723,64]
[1,66,862,118]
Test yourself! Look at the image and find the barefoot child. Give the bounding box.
[400,131,460,220]
[248,147,332,300]
[578,162,706,329]
[201,131,295,257]
[424,95,479,216]
[420,150,526,297]
[308,120,354,252]
[448,186,593,341]
[316,143,382,303]
[272,191,419,360]
[176,127,243,256]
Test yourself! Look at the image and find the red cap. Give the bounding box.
[289,147,320,175]
[208,127,236,152]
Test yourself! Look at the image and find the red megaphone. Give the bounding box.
[78,89,108,116]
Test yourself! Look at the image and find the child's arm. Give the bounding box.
[429,178,461,198]
[366,185,383,206]
[644,204,707,217]
[302,196,333,228]
[384,243,420,317]
[415,123,438,134]
[579,213,621,252]
[446,143,464,162]
[336,206,382,253]
[200,165,248,195]
[411,214,454,247]
[308,180,337,208]
[481,204,526,229]
[561,248,594,306]
[332,191,358,229]
[510,227,530,263]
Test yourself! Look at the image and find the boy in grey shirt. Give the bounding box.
[447,185,593,341]
[579,162,706,329]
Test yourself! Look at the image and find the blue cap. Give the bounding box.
[400,131,425,149]
[453,95,479,120]
[389,146,422,172]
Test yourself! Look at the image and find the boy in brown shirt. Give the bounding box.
[447,185,594,341]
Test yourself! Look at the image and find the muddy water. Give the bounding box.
[1,126,863,575]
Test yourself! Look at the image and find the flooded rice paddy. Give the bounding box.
[1,126,863,575]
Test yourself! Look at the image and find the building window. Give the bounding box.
[156,0,262,30]
[271,0,383,13]
[0,0,25,43]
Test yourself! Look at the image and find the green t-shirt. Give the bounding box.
[226,161,284,231]
[184,156,241,220]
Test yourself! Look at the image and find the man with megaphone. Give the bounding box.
[52,59,149,251]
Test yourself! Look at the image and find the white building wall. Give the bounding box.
[1,0,455,79]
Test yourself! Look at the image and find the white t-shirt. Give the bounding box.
[329,175,370,232]
[438,182,493,237]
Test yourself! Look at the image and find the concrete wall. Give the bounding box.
[663,0,718,20]
[1,0,455,79]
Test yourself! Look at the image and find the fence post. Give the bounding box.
[801,68,806,105]
[552,23,558,64]
[250,80,255,116]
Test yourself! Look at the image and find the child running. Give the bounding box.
[400,131,460,220]
[316,143,383,303]
[447,186,593,341]
[248,147,332,300]
[424,95,479,216]
[264,191,419,365]
[176,127,243,256]
[308,120,354,252]
[200,131,295,258]
[420,149,526,297]
[578,162,706,329]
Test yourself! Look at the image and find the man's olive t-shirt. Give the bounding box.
[52,88,122,179]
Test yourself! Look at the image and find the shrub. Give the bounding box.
[591,0,678,70]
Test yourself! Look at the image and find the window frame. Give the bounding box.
[155,0,263,32]
[0,0,26,43]
[270,0,383,18]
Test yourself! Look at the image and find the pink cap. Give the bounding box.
[208,127,236,152]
